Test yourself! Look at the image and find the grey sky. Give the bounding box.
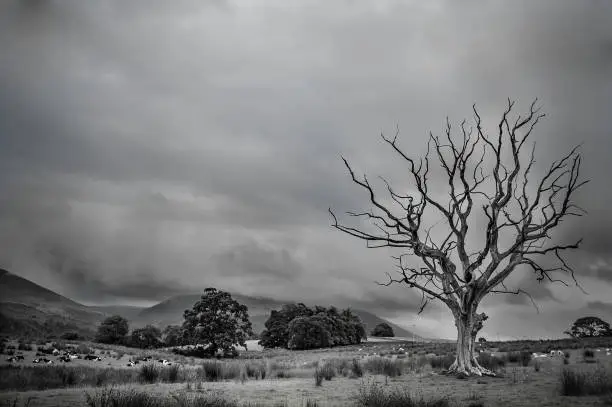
[0,0,611,339]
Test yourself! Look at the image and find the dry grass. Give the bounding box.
[3,338,612,406]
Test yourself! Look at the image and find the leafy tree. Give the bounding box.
[287,316,331,350]
[130,325,162,349]
[565,316,612,338]
[371,322,394,337]
[259,304,365,349]
[181,288,253,357]
[95,315,129,345]
[259,303,313,348]
[330,100,588,376]
[478,337,487,343]
[162,325,183,347]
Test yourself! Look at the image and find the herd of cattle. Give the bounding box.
[5,348,103,364]
[5,347,174,367]
[530,348,612,358]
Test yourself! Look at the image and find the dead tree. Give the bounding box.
[330,99,588,376]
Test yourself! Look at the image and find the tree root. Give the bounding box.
[444,359,496,377]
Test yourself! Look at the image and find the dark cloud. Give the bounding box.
[0,0,610,338]
[211,240,302,282]
[586,301,612,318]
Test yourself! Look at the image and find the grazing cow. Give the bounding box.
[127,361,135,367]
[6,356,17,362]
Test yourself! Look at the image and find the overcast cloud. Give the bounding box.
[0,0,611,339]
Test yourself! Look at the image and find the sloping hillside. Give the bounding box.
[0,269,105,337]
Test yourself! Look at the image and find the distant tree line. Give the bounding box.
[258,303,366,350]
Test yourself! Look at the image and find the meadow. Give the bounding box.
[1,337,612,406]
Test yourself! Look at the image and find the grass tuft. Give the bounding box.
[559,366,612,396]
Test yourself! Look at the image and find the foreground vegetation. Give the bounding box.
[2,336,612,406]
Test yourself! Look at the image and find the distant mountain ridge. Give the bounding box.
[0,269,427,340]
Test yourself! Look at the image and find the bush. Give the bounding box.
[357,381,451,407]
[559,367,612,396]
[314,368,324,386]
[85,387,165,407]
[197,361,241,382]
[0,365,137,391]
[163,365,180,383]
[476,352,505,372]
[244,362,266,380]
[363,357,403,377]
[429,355,454,370]
[17,341,33,351]
[583,349,595,358]
[351,358,364,378]
[139,364,160,383]
[76,343,94,355]
[319,362,335,381]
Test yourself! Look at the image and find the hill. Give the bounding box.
[0,268,106,338]
[134,293,288,334]
[0,269,426,341]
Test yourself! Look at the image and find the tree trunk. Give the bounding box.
[446,309,494,376]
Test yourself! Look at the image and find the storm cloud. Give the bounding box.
[0,0,611,339]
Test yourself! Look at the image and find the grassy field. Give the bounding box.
[1,338,612,406]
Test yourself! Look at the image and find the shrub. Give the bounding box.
[85,387,165,407]
[163,365,180,383]
[17,342,33,351]
[519,351,532,367]
[559,367,612,396]
[0,365,137,391]
[244,362,266,380]
[357,381,451,407]
[363,357,403,377]
[76,344,94,355]
[351,358,364,378]
[314,368,324,386]
[476,352,505,372]
[583,349,595,359]
[429,354,454,370]
[319,362,335,380]
[197,360,241,382]
[139,364,160,383]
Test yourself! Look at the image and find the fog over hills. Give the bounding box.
[0,269,425,340]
